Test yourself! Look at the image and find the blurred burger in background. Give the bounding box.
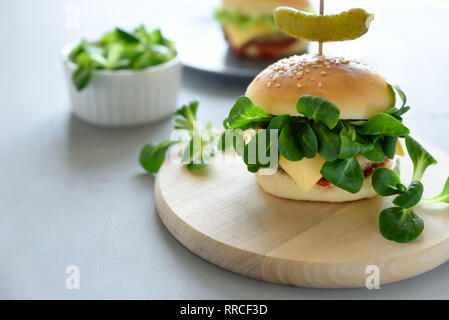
[215,0,311,59]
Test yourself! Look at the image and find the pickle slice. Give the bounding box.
[274,7,374,42]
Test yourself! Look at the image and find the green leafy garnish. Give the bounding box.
[69,25,176,91]
[214,6,314,30]
[386,85,411,120]
[139,141,176,174]
[139,101,218,174]
[339,125,373,159]
[373,135,437,243]
[320,158,364,194]
[296,95,340,129]
[297,121,318,158]
[223,96,273,130]
[218,129,245,156]
[243,114,289,171]
[394,85,407,107]
[392,181,423,208]
[421,176,449,204]
[362,139,386,162]
[405,135,437,181]
[267,115,290,132]
[115,27,140,43]
[372,168,406,196]
[73,67,93,91]
[312,122,341,161]
[181,118,218,171]
[246,115,289,167]
[382,136,398,159]
[379,207,424,243]
[359,113,410,136]
[243,130,277,172]
[214,8,276,29]
[174,100,199,131]
[371,134,438,243]
[279,121,303,161]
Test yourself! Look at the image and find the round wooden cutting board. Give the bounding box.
[155,146,449,288]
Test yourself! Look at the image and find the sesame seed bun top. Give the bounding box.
[222,0,311,15]
[245,54,395,120]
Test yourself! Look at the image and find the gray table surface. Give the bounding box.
[1,0,449,299]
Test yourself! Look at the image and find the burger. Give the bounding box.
[214,0,311,59]
[223,54,407,202]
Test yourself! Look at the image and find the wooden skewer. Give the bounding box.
[318,0,324,56]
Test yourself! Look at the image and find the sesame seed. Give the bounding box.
[326,65,331,69]
[310,77,315,81]
[267,82,271,88]
[274,83,281,88]
[305,69,310,73]
[320,71,327,75]
[318,82,322,88]
[297,83,302,88]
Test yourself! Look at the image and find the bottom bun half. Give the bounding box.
[255,161,392,203]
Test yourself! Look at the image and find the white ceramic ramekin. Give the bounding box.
[61,44,182,127]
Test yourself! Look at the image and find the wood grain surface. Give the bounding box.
[155,146,449,288]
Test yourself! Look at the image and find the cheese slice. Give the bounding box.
[279,155,325,191]
[223,24,280,48]
[395,140,405,156]
[278,142,404,191]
